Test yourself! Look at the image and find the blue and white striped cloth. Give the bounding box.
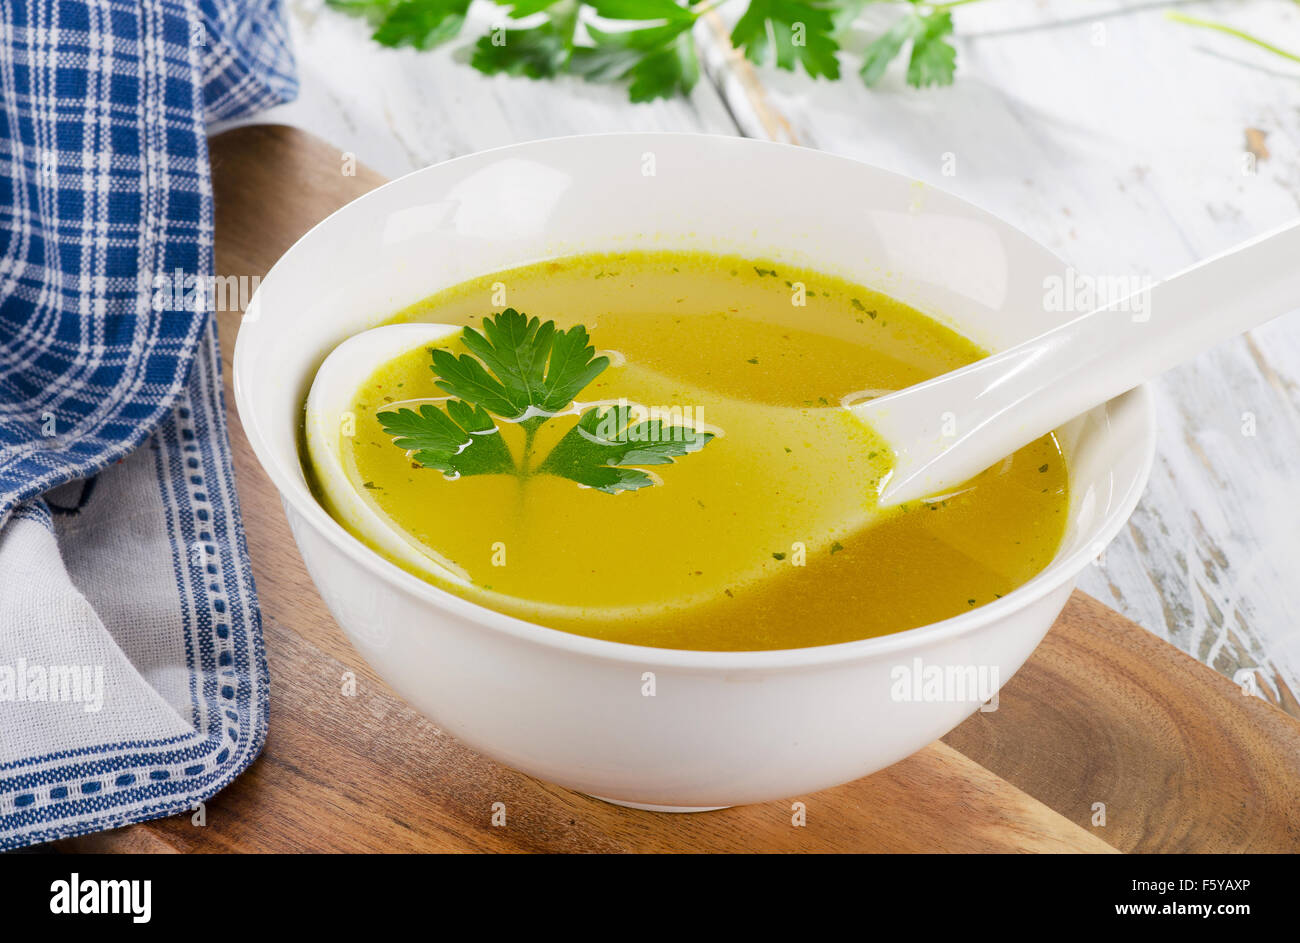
[0,0,296,848]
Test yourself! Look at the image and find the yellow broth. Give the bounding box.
[307,251,1068,650]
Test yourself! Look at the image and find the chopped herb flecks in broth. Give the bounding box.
[305,251,1069,651]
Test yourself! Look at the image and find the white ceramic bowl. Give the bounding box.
[234,133,1156,810]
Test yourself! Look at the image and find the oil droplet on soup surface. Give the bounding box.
[309,251,1069,651]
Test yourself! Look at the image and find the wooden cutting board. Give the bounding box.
[61,125,1300,853]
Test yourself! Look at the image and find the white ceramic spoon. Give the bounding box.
[306,322,470,583]
[857,218,1300,505]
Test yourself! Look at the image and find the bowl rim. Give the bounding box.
[233,130,1159,672]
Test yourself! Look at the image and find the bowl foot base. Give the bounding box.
[588,795,730,813]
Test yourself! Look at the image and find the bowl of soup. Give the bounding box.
[234,133,1156,810]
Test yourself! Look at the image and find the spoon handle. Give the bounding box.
[858,217,1300,506]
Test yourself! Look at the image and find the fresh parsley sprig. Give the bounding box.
[328,0,1300,102]
[377,400,515,476]
[537,402,713,492]
[859,5,954,88]
[731,0,842,80]
[430,308,609,423]
[325,0,966,101]
[376,310,713,494]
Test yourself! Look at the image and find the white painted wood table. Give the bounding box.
[221,0,1300,715]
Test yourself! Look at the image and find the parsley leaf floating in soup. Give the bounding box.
[377,309,714,492]
[536,403,713,494]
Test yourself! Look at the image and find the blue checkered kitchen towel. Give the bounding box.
[0,0,296,848]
